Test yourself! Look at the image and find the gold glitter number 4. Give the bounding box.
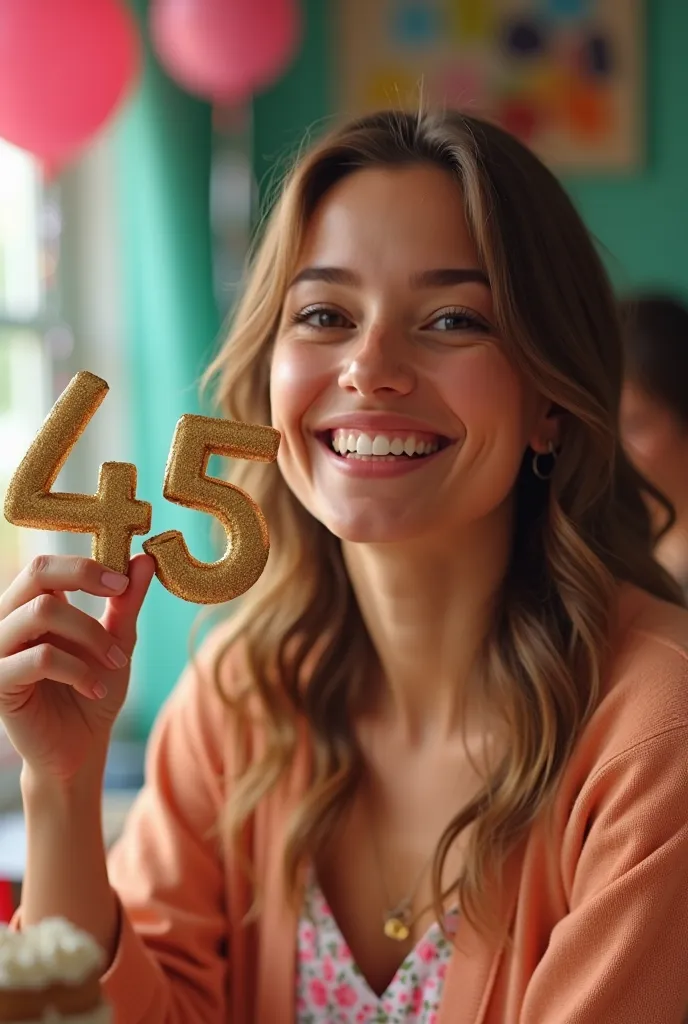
[4,372,152,576]
[4,371,281,605]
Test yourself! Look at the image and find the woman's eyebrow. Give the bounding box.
[409,268,490,289]
[288,266,358,289]
[288,266,490,290]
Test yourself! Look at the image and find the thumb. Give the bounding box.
[101,553,156,650]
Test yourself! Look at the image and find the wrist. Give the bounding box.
[21,754,107,812]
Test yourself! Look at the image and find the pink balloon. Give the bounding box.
[0,0,140,168]
[150,0,300,103]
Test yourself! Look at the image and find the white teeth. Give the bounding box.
[329,429,443,459]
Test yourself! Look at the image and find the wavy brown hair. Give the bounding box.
[201,109,684,935]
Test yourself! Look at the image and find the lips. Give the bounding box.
[313,414,455,462]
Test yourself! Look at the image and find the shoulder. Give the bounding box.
[615,582,688,658]
[602,585,688,734]
[564,586,688,788]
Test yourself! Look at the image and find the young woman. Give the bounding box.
[620,294,688,595]
[1,110,688,1024]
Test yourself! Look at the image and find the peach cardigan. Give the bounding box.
[40,589,688,1020]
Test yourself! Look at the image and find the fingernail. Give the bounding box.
[106,645,128,669]
[101,571,129,593]
[92,682,108,699]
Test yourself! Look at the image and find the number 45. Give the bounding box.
[3,371,280,605]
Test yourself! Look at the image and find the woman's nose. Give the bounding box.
[338,324,415,397]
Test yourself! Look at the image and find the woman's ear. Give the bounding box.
[529,402,564,454]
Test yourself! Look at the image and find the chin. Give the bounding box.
[326,523,405,545]
[315,503,431,546]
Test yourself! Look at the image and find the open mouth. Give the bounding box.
[317,429,453,461]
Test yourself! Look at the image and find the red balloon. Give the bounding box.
[0,0,140,169]
[150,0,300,104]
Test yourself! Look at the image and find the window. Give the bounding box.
[0,140,62,596]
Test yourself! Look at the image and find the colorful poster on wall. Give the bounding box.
[335,0,643,172]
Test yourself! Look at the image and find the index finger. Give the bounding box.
[0,554,130,621]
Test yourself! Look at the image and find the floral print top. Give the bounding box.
[296,868,458,1023]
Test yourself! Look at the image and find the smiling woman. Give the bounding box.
[269,162,543,547]
[4,109,688,1024]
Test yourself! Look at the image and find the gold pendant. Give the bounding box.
[383,915,411,942]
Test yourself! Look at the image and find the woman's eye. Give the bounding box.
[293,308,351,329]
[428,310,487,332]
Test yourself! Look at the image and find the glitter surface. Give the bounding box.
[3,372,280,602]
[143,414,280,605]
[3,371,152,575]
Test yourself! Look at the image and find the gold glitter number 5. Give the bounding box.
[142,413,280,605]
[3,371,281,605]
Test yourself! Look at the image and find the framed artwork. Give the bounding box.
[335,0,644,172]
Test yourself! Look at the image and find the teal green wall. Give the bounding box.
[253,0,333,201]
[115,0,219,735]
[255,0,688,300]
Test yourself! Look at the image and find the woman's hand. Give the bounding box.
[0,552,155,784]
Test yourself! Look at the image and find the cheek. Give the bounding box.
[269,343,328,434]
[628,431,660,462]
[269,341,336,506]
[623,422,685,500]
[436,348,530,444]
[624,424,672,468]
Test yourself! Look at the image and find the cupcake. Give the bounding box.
[0,918,111,1023]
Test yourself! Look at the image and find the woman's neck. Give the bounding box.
[342,505,513,745]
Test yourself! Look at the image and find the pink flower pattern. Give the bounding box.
[296,868,458,1022]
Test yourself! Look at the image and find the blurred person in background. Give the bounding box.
[620,295,688,594]
[2,110,688,1024]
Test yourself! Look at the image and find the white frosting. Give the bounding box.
[0,918,104,990]
[5,1005,111,1024]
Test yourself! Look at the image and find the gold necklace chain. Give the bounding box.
[367,804,436,942]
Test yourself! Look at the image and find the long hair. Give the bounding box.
[201,109,684,934]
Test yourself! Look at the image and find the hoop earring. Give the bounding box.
[532,441,557,481]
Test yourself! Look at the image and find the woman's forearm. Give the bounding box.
[20,760,120,965]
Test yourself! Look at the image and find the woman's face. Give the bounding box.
[269,163,554,544]
[620,380,688,509]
